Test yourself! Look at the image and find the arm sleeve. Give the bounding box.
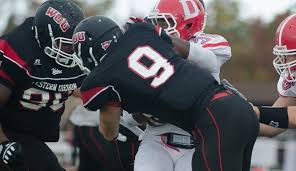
[80,85,121,111]
[201,35,232,68]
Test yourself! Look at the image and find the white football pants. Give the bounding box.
[134,134,194,171]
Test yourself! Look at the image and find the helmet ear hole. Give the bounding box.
[185,23,193,30]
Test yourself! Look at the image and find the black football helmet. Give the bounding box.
[72,16,123,70]
[33,0,85,68]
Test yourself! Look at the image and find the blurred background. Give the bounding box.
[1,0,296,170]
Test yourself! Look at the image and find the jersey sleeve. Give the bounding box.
[80,75,121,111]
[277,75,296,97]
[190,33,232,68]
[187,42,218,73]
[188,33,232,81]
[0,39,28,89]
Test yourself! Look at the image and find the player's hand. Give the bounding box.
[123,16,145,31]
[154,25,173,45]
[127,16,145,23]
[0,141,24,167]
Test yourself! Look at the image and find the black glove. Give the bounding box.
[221,79,248,101]
[123,16,145,31]
[0,141,24,167]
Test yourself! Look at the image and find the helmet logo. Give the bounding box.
[46,7,70,32]
[282,76,294,90]
[72,31,86,44]
[192,35,211,45]
[179,0,200,19]
[101,40,112,51]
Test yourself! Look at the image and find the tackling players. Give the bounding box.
[72,15,258,171]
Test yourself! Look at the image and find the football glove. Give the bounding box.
[124,16,173,45]
[123,16,145,31]
[0,141,24,167]
[127,16,145,23]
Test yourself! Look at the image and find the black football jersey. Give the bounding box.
[81,23,219,131]
[0,17,87,141]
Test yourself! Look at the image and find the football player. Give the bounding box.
[254,14,296,136]
[73,15,258,171]
[207,14,296,135]
[0,0,86,170]
[128,0,232,170]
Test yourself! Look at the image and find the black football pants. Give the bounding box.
[0,131,65,171]
[192,90,259,171]
[74,125,140,171]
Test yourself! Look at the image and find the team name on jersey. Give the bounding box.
[35,81,77,92]
[45,7,70,32]
[58,83,77,92]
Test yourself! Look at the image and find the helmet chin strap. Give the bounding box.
[33,26,41,48]
[48,24,55,49]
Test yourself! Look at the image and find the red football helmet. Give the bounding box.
[273,14,296,82]
[147,0,206,40]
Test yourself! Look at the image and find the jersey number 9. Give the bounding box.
[128,46,174,88]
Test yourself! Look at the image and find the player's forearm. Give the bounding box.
[171,37,190,58]
[287,106,296,128]
[99,106,121,141]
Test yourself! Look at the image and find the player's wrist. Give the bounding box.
[0,128,9,144]
[258,106,288,128]
[0,137,9,144]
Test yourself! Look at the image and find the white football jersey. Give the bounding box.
[277,73,296,97]
[70,105,144,138]
[144,32,232,136]
[189,32,232,81]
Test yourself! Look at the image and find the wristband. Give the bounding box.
[258,106,288,128]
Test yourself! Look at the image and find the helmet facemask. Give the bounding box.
[273,45,296,82]
[41,24,80,68]
[147,11,180,38]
